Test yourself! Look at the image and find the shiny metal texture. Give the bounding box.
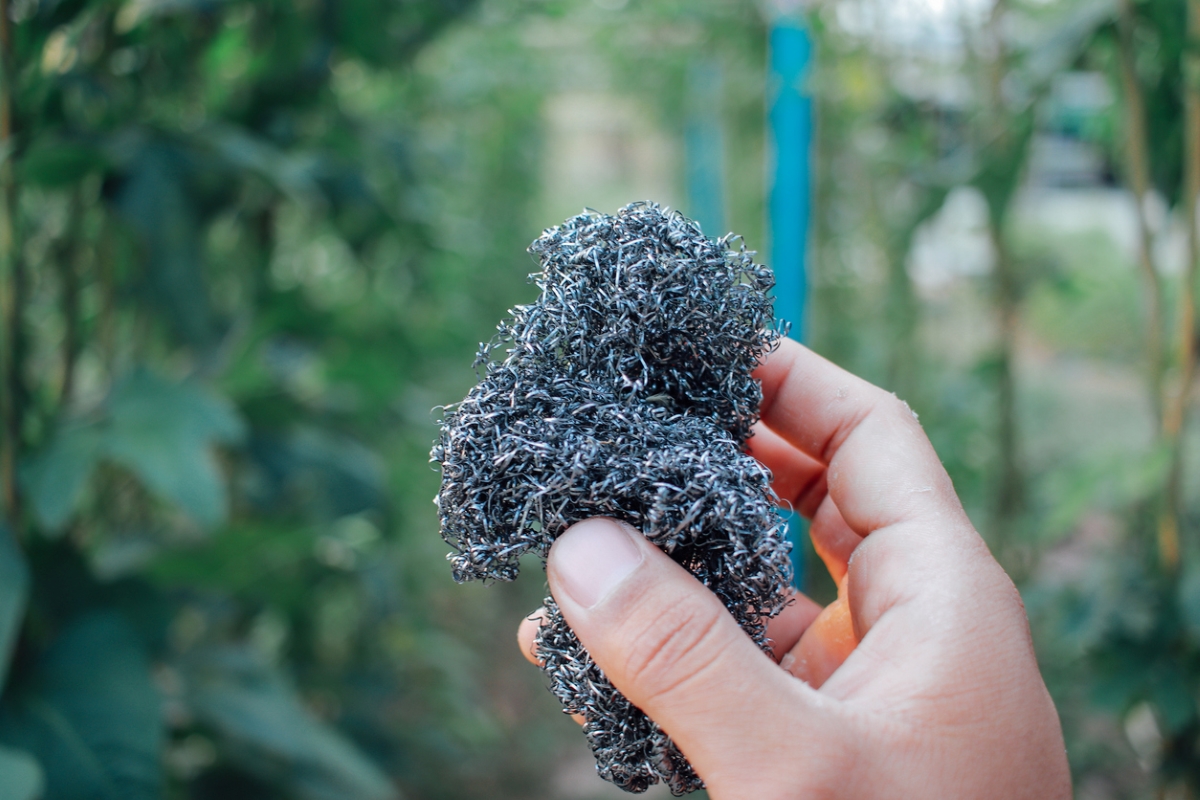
[432,202,792,795]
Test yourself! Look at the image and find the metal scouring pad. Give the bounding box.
[431,202,792,795]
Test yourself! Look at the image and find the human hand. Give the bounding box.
[517,339,1071,799]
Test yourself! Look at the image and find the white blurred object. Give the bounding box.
[830,0,991,51]
[909,186,995,289]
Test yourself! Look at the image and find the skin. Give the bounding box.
[516,339,1072,799]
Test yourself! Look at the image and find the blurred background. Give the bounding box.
[0,0,1197,798]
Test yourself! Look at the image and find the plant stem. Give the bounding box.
[98,224,116,376]
[983,0,1026,559]
[1118,0,1177,569]
[1117,0,1167,427]
[0,0,24,528]
[58,190,82,409]
[992,223,1025,551]
[1163,0,1200,567]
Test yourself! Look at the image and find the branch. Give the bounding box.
[1117,0,1167,428]
[56,191,83,409]
[1161,0,1200,569]
[0,0,24,528]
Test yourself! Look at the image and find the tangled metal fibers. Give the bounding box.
[431,202,793,795]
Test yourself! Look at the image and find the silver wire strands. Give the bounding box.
[432,202,793,795]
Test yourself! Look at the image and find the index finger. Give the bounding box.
[754,339,994,683]
[753,338,965,535]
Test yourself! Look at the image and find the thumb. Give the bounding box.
[547,517,842,793]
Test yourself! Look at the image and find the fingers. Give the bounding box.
[809,494,860,583]
[521,590,822,668]
[749,380,887,586]
[747,422,862,582]
[518,610,587,726]
[517,609,543,666]
[520,594,817,727]
[546,517,844,795]
[754,338,965,533]
[746,423,826,517]
[754,339,982,643]
[780,578,858,689]
[764,590,823,661]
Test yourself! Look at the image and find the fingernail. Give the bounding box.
[552,518,644,609]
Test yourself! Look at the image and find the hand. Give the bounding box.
[517,339,1070,799]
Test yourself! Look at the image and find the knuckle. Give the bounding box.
[619,596,728,707]
[878,390,920,426]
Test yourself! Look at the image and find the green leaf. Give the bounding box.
[1179,566,1200,638]
[312,164,393,250]
[19,141,109,188]
[334,0,476,65]
[0,525,29,691]
[286,428,386,520]
[198,125,323,206]
[104,370,244,527]
[112,144,219,351]
[243,427,386,521]
[1088,636,1157,713]
[184,647,398,800]
[22,427,104,533]
[1149,665,1195,734]
[22,371,245,531]
[0,612,162,800]
[0,746,44,800]
[109,370,243,445]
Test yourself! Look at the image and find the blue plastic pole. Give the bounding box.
[685,59,727,238]
[768,16,813,588]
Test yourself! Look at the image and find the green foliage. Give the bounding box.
[180,646,396,800]
[0,0,581,797]
[0,612,162,800]
[20,139,109,188]
[0,526,29,692]
[25,370,245,531]
[1022,232,1143,361]
[0,0,1196,797]
[812,0,1200,793]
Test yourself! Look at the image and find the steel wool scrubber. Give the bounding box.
[431,202,793,795]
